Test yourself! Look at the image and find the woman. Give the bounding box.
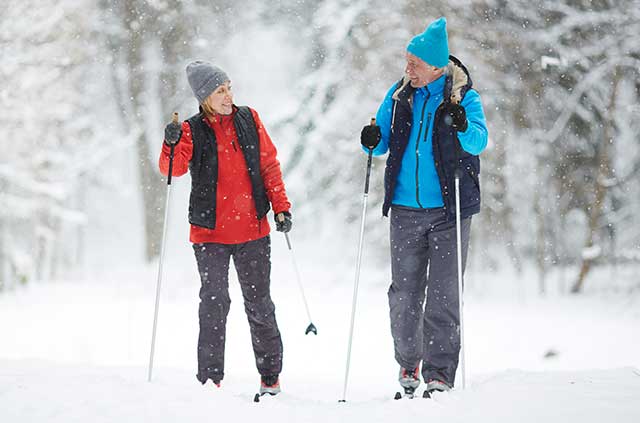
[159,61,292,396]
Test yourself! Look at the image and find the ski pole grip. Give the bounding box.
[370,117,376,126]
[172,112,179,124]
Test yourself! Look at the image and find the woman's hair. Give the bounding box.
[201,99,216,118]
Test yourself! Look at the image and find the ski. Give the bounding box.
[394,387,416,399]
[253,392,278,403]
[394,389,434,400]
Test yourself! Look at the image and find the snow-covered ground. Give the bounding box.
[1,238,639,422]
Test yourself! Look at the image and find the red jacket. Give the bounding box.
[158,107,290,244]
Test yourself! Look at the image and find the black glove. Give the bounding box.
[275,211,292,233]
[360,124,381,149]
[164,122,182,146]
[443,103,468,132]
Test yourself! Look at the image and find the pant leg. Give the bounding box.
[193,242,232,384]
[421,215,471,387]
[388,207,430,371]
[232,235,283,376]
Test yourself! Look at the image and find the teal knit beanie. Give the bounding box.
[407,17,449,68]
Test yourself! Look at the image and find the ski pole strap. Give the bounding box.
[167,112,178,186]
[167,145,175,185]
[453,132,462,180]
[364,148,373,194]
[363,117,376,194]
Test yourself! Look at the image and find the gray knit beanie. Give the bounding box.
[186,61,230,104]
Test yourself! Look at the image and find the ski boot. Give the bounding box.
[254,375,280,402]
[394,367,420,399]
[423,379,451,398]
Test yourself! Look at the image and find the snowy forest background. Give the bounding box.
[2,1,640,421]
[2,0,639,295]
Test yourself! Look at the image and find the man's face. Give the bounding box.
[405,52,444,88]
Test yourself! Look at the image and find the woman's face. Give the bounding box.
[204,81,233,115]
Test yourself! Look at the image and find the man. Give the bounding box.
[360,17,488,396]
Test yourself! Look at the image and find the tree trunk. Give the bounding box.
[571,69,620,293]
[124,0,165,261]
[534,185,546,296]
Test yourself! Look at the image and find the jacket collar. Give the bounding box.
[392,55,473,107]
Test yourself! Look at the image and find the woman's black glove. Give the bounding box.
[164,122,182,146]
[443,103,468,132]
[360,124,381,149]
[275,211,292,233]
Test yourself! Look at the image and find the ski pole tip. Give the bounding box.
[172,112,179,123]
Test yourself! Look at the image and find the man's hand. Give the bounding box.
[164,122,182,146]
[443,103,468,132]
[275,211,292,233]
[360,124,381,149]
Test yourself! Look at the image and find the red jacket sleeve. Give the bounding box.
[158,121,193,177]
[251,109,291,214]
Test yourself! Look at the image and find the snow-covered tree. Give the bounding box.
[0,0,106,289]
[457,0,640,292]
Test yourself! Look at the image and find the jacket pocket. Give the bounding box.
[460,157,480,207]
[189,183,216,228]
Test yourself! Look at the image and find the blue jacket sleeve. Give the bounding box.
[457,89,488,156]
[361,84,395,156]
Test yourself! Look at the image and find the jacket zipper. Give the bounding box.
[415,91,430,208]
[423,112,432,142]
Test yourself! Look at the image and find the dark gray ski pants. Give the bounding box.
[388,206,471,387]
[193,236,283,384]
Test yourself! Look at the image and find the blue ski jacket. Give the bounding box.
[365,56,488,220]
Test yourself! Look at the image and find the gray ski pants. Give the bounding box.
[193,235,283,384]
[388,206,471,387]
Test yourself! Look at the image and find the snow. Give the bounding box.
[2,362,638,422]
[2,243,639,422]
[582,244,602,261]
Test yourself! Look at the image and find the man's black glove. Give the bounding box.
[275,211,292,233]
[443,103,468,132]
[164,122,182,146]
[360,124,381,149]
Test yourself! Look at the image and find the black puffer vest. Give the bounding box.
[186,106,270,229]
[382,55,481,222]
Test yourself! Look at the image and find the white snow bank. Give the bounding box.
[1,360,639,422]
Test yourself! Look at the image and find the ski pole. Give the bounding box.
[452,119,467,390]
[454,168,466,389]
[278,222,317,335]
[340,118,376,402]
[148,112,178,382]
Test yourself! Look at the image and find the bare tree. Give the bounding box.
[100,0,193,261]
